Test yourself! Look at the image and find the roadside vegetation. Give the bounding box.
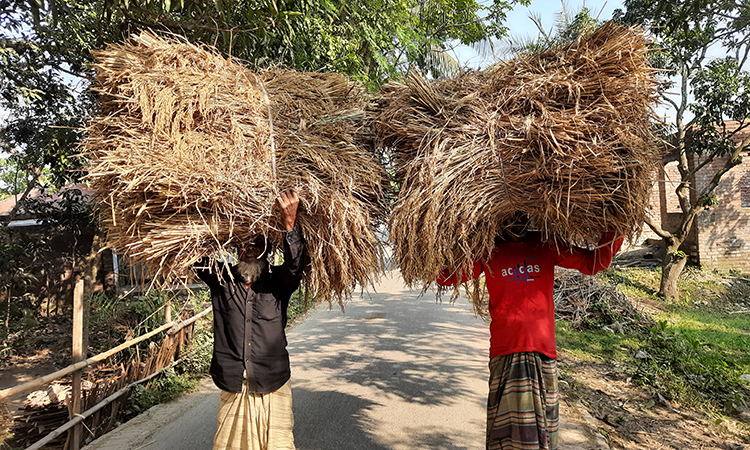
[0,282,314,448]
[4,264,750,448]
[557,266,750,445]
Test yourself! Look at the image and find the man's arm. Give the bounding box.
[555,231,625,275]
[193,256,219,287]
[278,189,299,233]
[275,189,306,291]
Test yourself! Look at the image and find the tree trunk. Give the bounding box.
[79,229,104,356]
[82,230,105,297]
[659,244,688,301]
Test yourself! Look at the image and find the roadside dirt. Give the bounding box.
[560,350,749,450]
[0,316,74,416]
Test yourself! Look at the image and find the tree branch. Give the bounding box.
[688,148,722,177]
[678,207,699,239]
[645,212,671,239]
[695,136,750,206]
[738,43,750,73]
[660,92,680,113]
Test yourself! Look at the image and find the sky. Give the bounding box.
[450,0,626,69]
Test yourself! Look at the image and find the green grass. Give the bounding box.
[557,321,642,363]
[559,267,750,416]
[122,368,205,422]
[599,267,662,300]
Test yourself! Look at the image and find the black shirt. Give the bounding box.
[194,227,305,393]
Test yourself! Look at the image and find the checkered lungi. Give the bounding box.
[213,379,295,450]
[486,352,559,450]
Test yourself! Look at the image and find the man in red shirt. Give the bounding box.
[438,228,623,450]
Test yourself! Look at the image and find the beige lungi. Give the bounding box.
[213,379,295,450]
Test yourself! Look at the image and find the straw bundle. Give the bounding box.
[374,22,661,291]
[84,32,387,304]
[554,268,653,331]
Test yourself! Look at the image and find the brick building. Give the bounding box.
[650,122,750,272]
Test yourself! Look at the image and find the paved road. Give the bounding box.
[82,270,608,450]
[290,272,488,450]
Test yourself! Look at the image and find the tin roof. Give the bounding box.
[0,184,93,218]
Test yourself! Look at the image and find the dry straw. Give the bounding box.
[553,268,653,331]
[84,31,388,305]
[373,23,662,301]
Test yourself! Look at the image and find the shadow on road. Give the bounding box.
[289,281,489,449]
[290,291,487,406]
[293,388,389,450]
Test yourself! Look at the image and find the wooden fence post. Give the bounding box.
[165,299,172,324]
[69,273,86,450]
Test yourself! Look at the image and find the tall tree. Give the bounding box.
[0,0,93,222]
[620,0,750,300]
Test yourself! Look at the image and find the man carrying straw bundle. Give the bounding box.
[438,221,624,450]
[194,189,305,450]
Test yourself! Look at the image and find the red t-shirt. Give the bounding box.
[438,232,624,359]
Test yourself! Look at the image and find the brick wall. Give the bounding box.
[693,153,750,272]
[648,161,700,263]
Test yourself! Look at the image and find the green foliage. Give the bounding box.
[122,384,159,418]
[0,188,95,306]
[565,268,750,417]
[89,289,177,358]
[122,368,201,420]
[125,291,180,338]
[21,187,95,234]
[698,192,719,209]
[287,283,313,324]
[618,0,750,296]
[178,325,213,375]
[504,5,604,56]
[670,249,688,260]
[618,0,750,183]
[634,319,749,413]
[0,230,43,293]
[128,292,169,333]
[0,157,41,199]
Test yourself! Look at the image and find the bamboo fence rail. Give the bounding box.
[3,306,211,450]
[24,339,211,450]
